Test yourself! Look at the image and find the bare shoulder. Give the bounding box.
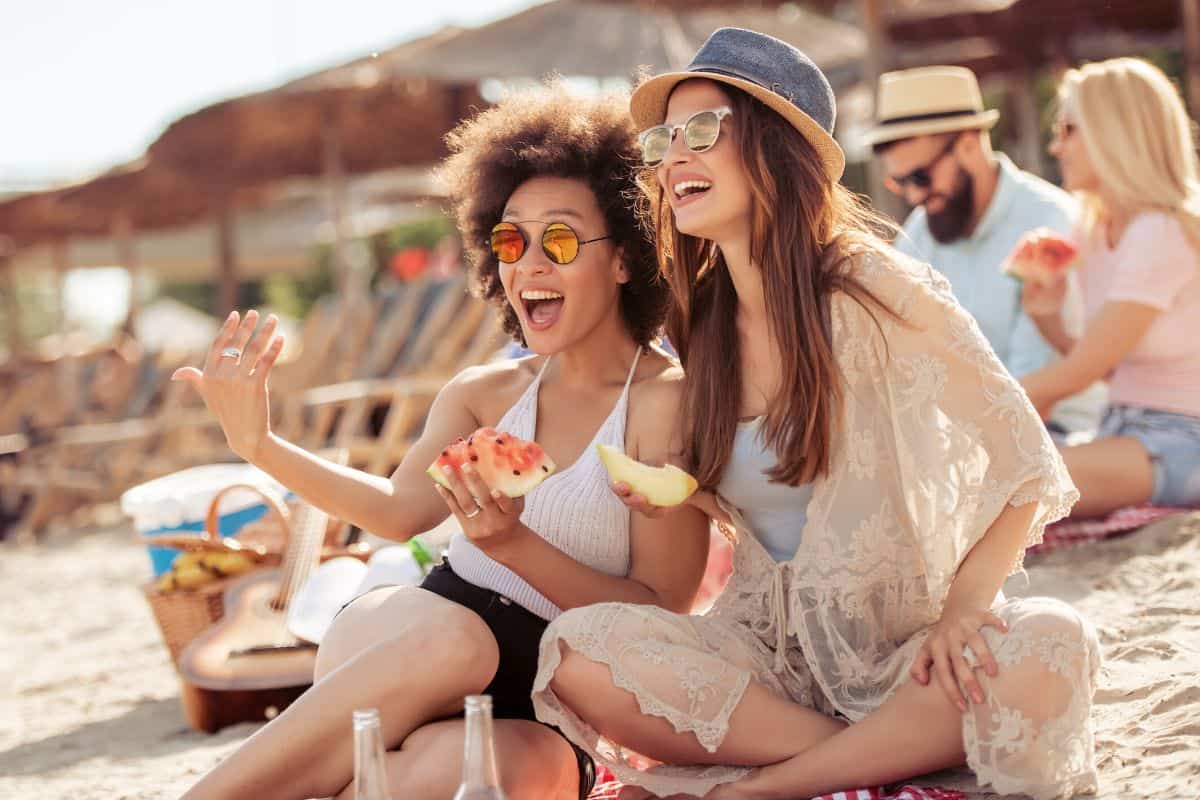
[625,345,686,462]
[440,355,545,421]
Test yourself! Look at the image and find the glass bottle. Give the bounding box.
[452,694,507,800]
[352,708,392,800]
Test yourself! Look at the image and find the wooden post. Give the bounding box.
[857,0,906,221]
[0,239,20,355]
[215,201,238,318]
[51,239,70,334]
[1184,0,1200,115]
[113,210,142,334]
[1008,65,1046,177]
[322,111,360,306]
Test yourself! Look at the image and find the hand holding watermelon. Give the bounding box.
[428,427,556,549]
[1002,227,1079,288]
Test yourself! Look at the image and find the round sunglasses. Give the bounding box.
[638,107,733,167]
[490,221,611,265]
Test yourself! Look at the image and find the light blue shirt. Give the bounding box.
[894,154,1074,380]
[717,418,811,563]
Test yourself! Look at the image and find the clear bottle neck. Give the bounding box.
[353,709,391,800]
[455,695,505,799]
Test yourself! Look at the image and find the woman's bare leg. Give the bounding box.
[182,587,500,800]
[334,718,583,800]
[549,646,845,767]
[1060,436,1155,518]
[551,602,1094,800]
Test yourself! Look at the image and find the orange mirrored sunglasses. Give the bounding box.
[490,221,610,265]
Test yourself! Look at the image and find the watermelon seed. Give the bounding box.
[441,450,448,457]
[542,466,549,472]
[513,470,521,476]
[470,455,478,462]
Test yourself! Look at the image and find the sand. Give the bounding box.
[2,508,1198,799]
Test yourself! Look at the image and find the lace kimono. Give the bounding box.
[532,251,1101,799]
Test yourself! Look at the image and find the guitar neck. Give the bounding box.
[272,501,330,611]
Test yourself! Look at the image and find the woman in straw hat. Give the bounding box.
[175,81,710,800]
[533,28,1099,800]
[1020,57,1200,518]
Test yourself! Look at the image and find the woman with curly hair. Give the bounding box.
[175,82,710,800]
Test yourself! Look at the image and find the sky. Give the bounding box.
[0,0,539,190]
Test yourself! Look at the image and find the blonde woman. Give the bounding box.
[1021,57,1200,518]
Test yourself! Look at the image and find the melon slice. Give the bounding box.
[427,427,557,498]
[596,444,699,507]
[1002,228,1079,287]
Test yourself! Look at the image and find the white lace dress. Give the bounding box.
[532,251,1101,799]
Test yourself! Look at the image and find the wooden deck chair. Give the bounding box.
[299,299,506,475]
[287,274,470,454]
[3,351,203,538]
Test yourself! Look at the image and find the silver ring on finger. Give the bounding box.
[463,504,482,519]
[220,347,242,359]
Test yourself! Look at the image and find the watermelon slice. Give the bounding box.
[427,427,556,498]
[597,444,699,507]
[1002,228,1079,287]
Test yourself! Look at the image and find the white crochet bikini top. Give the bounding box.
[445,347,641,620]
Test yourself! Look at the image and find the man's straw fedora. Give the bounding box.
[864,66,999,147]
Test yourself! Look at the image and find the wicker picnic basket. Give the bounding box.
[140,483,290,664]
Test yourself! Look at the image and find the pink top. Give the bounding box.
[1077,211,1200,417]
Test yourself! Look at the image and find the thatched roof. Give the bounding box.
[147,79,484,187]
[6,167,439,281]
[0,27,479,252]
[353,0,864,88]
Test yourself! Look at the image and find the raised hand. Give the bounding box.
[171,310,285,463]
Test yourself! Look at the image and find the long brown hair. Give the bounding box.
[640,85,895,489]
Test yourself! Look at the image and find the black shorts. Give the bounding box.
[354,561,597,799]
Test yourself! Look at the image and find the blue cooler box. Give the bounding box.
[120,463,290,577]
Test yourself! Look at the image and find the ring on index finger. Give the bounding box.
[220,347,242,359]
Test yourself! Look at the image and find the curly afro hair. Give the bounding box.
[438,80,667,347]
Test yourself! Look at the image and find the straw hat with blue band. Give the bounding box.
[863,66,1000,147]
[630,27,846,182]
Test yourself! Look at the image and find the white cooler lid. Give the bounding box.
[120,462,289,531]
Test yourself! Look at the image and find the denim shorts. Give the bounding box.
[1099,405,1200,506]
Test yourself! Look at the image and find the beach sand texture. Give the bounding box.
[2,511,1198,799]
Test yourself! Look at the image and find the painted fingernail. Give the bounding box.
[442,465,453,475]
[461,464,473,474]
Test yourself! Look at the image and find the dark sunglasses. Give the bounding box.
[638,107,732,167]
[490,221,610,265]
[889,134,960,189]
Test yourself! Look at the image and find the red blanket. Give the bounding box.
[1029,504,1190,555]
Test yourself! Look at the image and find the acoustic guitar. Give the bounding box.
[177,495,333,733]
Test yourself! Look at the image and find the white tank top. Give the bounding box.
[445,348,641,620]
